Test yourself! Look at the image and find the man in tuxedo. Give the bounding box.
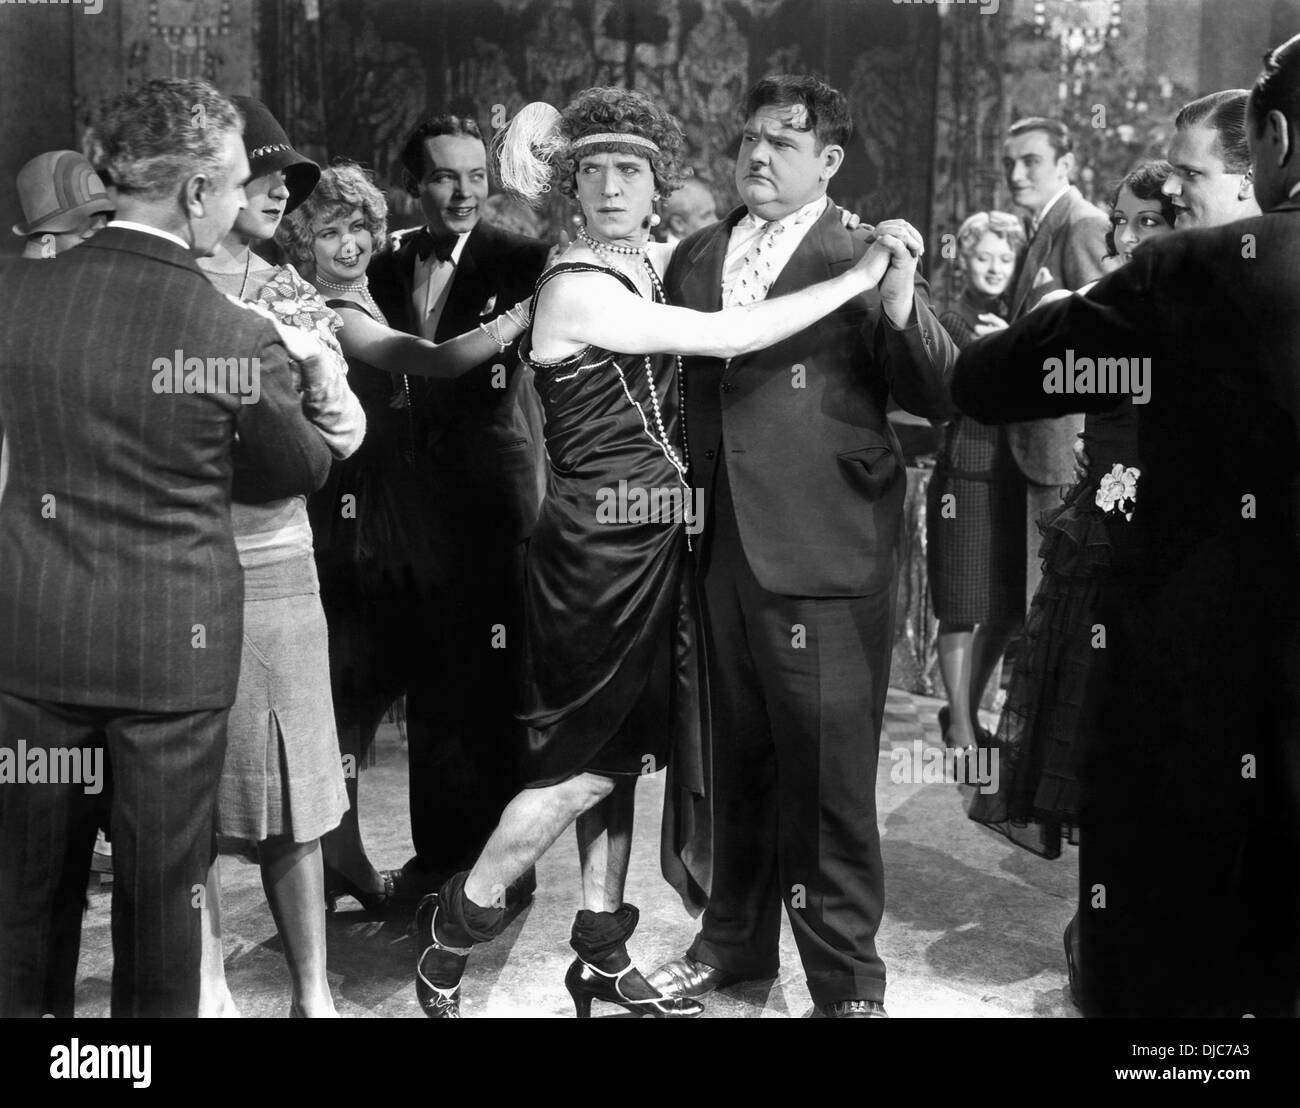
[952,52,1300,1016]
[0,79,332,1017]
[366,115,550,900]
[649,75,955,1017]
[1000,119,1109,599]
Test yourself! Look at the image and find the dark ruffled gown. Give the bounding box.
[518,261,709,907]
[967,402,1138,858]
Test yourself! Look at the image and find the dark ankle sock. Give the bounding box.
[571,903,640,972]
[434,871,508,949]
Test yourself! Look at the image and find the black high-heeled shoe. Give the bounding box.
[415,894,469,1019]
[564,957,704,1018]
[324,868,399,915]
[938,705,977,753]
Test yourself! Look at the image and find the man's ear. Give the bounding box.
[1269,108,1293,169]
[1240,170,1255,202]
[820,143,845,183]
[1058,151,1077,181]
[667,213,687,239]
[182,173,207,219]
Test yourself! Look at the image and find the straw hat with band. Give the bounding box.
[12,150,114,237]
[231,96,320,214]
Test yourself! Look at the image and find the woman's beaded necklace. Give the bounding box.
[579,230,690,492]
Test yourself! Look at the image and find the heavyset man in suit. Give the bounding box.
[953,54,1300,1016]
[366,116,551,901]
[0,79,333,1017]
[649,75,956,1017]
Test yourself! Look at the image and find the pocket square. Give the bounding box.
[1032,266,1056,289]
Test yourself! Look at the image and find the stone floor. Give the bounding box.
[73,690,1080,1018]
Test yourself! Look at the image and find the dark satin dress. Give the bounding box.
[517,262,706,796]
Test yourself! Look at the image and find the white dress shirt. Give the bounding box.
[412,230,469,340]
[721,195,829,304]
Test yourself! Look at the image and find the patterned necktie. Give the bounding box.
[727,220,786,308]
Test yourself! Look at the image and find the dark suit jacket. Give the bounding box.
[1006,185,1111,485]
[953,203,1300,810]
[667,202,957,597]
[368,219,550,539]
[0,228,332,711]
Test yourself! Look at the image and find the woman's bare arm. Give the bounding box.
[332,303,528,378]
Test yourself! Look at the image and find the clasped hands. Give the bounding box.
[857,218,923,325]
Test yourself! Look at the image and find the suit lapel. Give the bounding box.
[436,224,487,341]
[394,234,419,330]
[676,206,744,314]
[1011,186,1077,317]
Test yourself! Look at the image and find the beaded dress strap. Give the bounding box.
[534,261,643,300]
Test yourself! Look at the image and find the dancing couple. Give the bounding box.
[414,76,955,1018]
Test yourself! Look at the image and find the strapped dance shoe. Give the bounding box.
[414,894,470,1018]
[565,957,704,1018]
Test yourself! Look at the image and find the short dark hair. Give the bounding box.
[1007,117,1073,160]
[744,74,852,151]
[400,114,484,196]
[1250,34,1300,139]
[1104,160,1177,256]
[1174,90,1251,173]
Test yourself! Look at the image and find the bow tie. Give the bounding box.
[415,228,459,263]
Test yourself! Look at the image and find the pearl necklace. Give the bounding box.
[582,232,691,505]
[577,228,647,255]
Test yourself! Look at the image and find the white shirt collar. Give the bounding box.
[1288,180,1300,199]
[1030,185,1071,235]
[108,220,190,252]
[739,194,829,232]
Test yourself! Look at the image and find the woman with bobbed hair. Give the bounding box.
[411,85,906,1018]
[927,210,1027,753]
[277,161,540,916]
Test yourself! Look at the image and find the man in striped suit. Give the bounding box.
[0,79,332,1017]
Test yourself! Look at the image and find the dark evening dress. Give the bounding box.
[516,262,706,805]
[967,401,1138,857]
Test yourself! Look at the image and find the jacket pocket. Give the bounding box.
[837,436,899,501]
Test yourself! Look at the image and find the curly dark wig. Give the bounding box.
[553,87,686,200]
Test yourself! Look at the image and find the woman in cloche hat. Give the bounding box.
[195,96,363,1018]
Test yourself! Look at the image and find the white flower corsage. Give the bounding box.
[1095,463,1140,521]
